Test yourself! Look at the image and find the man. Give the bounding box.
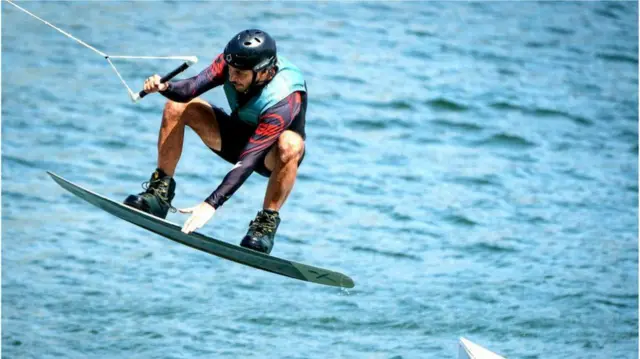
[123,29,307,255]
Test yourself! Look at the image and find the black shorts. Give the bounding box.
[208,104,304,178]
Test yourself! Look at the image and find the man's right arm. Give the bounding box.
[160,53,227,103]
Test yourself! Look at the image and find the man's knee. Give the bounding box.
[163,98,210,127]
[277,131,304,164]
[163,100,187,121]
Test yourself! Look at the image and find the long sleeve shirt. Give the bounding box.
[160,54,306,209]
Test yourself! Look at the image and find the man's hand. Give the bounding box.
[143,74,169,93]
[179,202,216,234]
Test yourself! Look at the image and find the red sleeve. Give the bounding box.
[161,54,227,102]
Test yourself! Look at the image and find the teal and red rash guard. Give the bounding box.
[160,54,307,209]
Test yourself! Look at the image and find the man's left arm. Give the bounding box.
[180,92,303,233]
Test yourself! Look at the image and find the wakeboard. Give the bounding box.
[47,171,355,288]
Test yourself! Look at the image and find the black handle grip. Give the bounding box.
[138,62,191,99]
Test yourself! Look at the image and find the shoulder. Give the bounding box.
[268,56,306,93]
[275,56,303,76]
[208,53,227,76]
[212,53,225,67]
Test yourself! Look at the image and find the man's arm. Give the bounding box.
[205,92,304,209]
[160,54,227,103]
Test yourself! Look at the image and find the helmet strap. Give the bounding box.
[250,70,257,87]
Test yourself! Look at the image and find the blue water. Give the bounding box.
[2,1,638,358]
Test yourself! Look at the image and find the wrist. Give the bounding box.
[205,195,221,210]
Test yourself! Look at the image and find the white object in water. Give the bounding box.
[458,337,505,359]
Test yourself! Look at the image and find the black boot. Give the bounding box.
[123,169,176,219]
[240,209,280,254]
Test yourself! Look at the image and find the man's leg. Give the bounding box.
[157,98,223,176]
[263,130,306,211]
[239,130,305,254]
[124,98,222,218]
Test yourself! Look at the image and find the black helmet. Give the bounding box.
[224,29,277,72]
